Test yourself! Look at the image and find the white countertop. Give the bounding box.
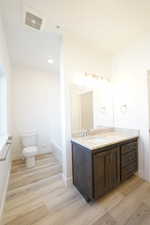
[71,128,139,150]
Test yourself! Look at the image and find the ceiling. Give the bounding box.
[0,0,62,73]
[1,0,150,70]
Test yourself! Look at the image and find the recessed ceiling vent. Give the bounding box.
[25,12,43,30]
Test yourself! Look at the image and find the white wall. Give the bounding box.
[12,65,61,160]
[0,20,11,136]
[0,16,12,220]
[112,33,150,180]
[61,33,113,184]
[0,72,7,136]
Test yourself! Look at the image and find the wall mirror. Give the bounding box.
[71,76,114,135]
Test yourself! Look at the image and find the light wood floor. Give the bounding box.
[2,153,150,225]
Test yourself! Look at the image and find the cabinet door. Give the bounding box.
[93,147,120,199]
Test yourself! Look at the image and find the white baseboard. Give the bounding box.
[37,144,52,155]
[62,174,73,187]
[50,140,62,164]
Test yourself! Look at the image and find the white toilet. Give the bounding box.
[21,131,38,168]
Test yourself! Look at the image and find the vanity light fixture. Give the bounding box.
[84,72,107,81]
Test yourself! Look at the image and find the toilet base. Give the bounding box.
[25,156,36,168]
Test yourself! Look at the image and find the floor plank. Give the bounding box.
[92,213,116,225]
[2,153,150,225]
[125,203,150,225]
[109,182,150,225]
[5,205,49,225]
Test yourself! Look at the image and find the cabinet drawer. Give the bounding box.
[121,150,137,167]
[121,161,137,181]
[121,142,137,154]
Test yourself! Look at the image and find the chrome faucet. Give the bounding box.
[81,128,90,137]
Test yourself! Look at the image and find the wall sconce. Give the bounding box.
[120,104,127,113]
[100,106,106,113]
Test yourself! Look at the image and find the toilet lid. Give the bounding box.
[23,146,38,157]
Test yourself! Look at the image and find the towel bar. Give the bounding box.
[0,137,12,161]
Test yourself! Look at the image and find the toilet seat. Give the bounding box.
[23,146,38,157]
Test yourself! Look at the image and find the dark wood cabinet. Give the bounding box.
[72,138,138,202]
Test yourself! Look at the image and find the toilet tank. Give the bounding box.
[21,131,37,147]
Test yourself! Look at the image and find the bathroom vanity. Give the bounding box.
[71,129,138,202]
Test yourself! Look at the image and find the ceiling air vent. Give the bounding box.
[25,12,43,30]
